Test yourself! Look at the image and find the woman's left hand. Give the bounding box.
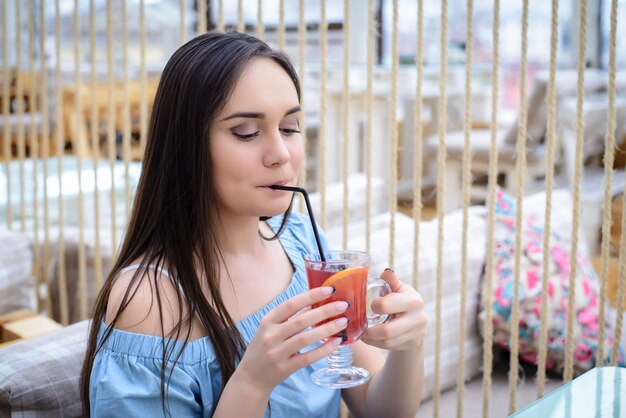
[360,269,428,351]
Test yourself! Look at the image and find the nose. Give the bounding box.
[263,129,290,167]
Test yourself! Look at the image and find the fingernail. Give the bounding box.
[384,268,394,273]
[332,337,343,346]
[335,317,348,327]
[335,301,349,312]
[321,286,334,295]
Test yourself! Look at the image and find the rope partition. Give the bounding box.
[433,0,449,414]
[457,0,474,414]
[563,0,588,383]
[1,0,11,230]
[217,0,224,32]
[40,0,53,316]
[89,0,103,294]
[608,0,624,366]
[482,0,500,414]
[198,0,207,34]
[106,0,118,263]
[15,2,25,233]
[508,0,529,411]
[140,0,148,158]
[388,0,399,269]
[319,0,327,229]
[297,0,306,213]
[122,0,132,219]
[74,0,88,321]
[341,0,350,249]
[237,0,244,33]
[411,0,424,292]
[257,0,264,39]
[278,0,285,50]
[55,0,69,326]
[612,170,626,365]
[28,0,42,312]
[179,0,186,44]
[536,0,559,397]
[365,0,374,254]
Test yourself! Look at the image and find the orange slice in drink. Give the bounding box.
[321,266,368,304]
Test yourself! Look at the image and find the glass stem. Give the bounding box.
[327,345,353,369]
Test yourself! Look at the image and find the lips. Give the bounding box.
[262,180,289,188]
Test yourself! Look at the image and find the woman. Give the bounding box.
[81,31,427,418]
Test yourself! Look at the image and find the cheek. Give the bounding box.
[289,138,304,169]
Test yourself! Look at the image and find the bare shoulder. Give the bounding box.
[105,262,192,338]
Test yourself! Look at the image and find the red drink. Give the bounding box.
[306,266,368,345]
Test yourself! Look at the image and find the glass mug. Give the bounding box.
[304,250,392,388]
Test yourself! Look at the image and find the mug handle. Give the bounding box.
[367,277,392,327]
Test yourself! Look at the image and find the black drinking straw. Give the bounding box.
[268,185,326,262]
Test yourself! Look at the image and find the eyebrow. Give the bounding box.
[220,106,301,121]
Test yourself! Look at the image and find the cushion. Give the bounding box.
[0,320,89,417]
[0,231,35,316]
[325,208,487,401]
[479,189,624,375]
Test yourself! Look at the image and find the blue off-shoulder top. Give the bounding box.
[89,212,340,418]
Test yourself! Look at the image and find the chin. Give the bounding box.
[260,198,293,217]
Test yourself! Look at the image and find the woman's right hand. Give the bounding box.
[234,286,349,395]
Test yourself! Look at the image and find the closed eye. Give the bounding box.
[232,131,260,141]
[280,128,301,136]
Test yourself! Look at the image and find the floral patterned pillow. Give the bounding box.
[481,189,624,375]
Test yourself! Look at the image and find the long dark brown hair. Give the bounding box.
[80,31,300,416]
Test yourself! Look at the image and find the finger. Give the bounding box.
[265,286,335,323]
[380,268,402,292]
[282,300,350,338]
[361,329,421,349]
[286,335,344,372]
[363,314,420,341]
[371,292,411,315]
[282,316,349,356]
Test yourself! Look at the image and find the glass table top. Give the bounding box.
[510,367,626,418]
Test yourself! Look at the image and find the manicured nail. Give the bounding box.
[335,301,349,312]
[335,317,348,327]
[321,286,334,295]
[384,268,394,273]
[332,337,343,346]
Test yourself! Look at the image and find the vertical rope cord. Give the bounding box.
[106,0,118,261]
[74,0,88,321]
[278,0,285,50]
[389,0,399,269]
[179,0,185,44]
[536,0,559,398]
[365,0,374,253]
[482,0,500,414]
[54,0,68,326]
[1,0,11,230]
[257,0,264,39]
[612,169,626,365]
[90,0,103,294]
[297,0,306,212]
[433,0,449,414]
[508,0,529,411]
[457,0,474,415]
[319,0,327,229]
[217,0,224,32]
[341,0,350,249]
[198,0,207,34]
[28,0,42,312]
[238,0,244,32]
[40,0,53,316]
[15,2,26,232]
[411,0,424,291]
[139,0,148,158]
[122,0,131,219]
[564,0,588,383]
[599,0,618,367]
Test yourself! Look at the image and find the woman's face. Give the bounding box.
[209,58,303,218]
